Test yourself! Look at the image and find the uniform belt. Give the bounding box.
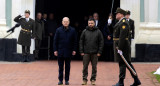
[113,38,128,41]
[21,28,31,32]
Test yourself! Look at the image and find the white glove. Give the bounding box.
[131,39,134,41]
[117,50,123,55]
[108,18,112,25]
[20,14,24,17]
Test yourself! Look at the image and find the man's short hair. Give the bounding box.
[93,12,99,16]
[88,18,95,23]
[37,12,42,15]
[62,17,70,22]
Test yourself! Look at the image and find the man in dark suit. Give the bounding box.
[125,10,135,44]
[42,13,48,36]
[93,13,103,31]
[34,13,44,59]
[14,10,35,62]
[54,17,77,85]
[112,8,141,86]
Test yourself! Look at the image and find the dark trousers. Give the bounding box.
[104,44,114,61]
[58,57,71,82]
[22,45,30,61]
[83,54,98,81]
[49,36,54,58]
[119,61,137,80]
[129,34,132,45]
[34,39,41,58]
[22,45,30,56]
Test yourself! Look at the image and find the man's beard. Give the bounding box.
[88,26,94,30]
[89,26,94,28]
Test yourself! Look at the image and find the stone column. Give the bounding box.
[0,0,6,26]
[0,0,7,38]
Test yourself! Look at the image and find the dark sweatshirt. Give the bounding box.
[79,26,104,54]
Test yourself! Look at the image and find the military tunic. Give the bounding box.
[14,15,35,47]
[113,18,131,62]
[112,8,141,86]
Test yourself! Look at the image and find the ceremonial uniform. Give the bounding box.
[112,8,141,86]
[126,10,135,44]
[14,10,35,62]
[113,18,131,62]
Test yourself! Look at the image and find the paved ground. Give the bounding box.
[0,61,159,86]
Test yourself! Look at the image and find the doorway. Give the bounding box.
[35,0,120,60]
[36,0,120,25]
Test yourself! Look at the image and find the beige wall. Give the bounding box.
[121,0,160,58]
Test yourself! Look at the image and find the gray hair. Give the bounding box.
[62,17,70,21]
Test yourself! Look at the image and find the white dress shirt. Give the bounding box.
[95,20,98,26]
[26,18,29,22]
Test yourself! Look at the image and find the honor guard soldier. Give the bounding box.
[14,10,35,62]
[112,8,141,86]
[125,10,135,44]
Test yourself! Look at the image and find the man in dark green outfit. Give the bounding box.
[112,8,141,86]
[14,10,35,62]
[79,18,104,85]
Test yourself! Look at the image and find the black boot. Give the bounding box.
[113,79,124,86]
[130,77,141,86]
[22,55,27,62]
[26,55,30,62]
[34,50,39,60]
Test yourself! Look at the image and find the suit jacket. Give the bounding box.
[95,20,103,32]
[54,26,77,58]
[47,19,58,35]
[103,21,115,45]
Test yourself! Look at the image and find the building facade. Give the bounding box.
[0,0,160,60]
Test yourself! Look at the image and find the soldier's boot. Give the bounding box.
[112,79,124,86]
[22,56,25,62]
[34,50,39,60]
[82,80,87,85]
[130,77,141,86]
[26,54,30,62]
[22,55,27,62]
[91,80,96,85]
